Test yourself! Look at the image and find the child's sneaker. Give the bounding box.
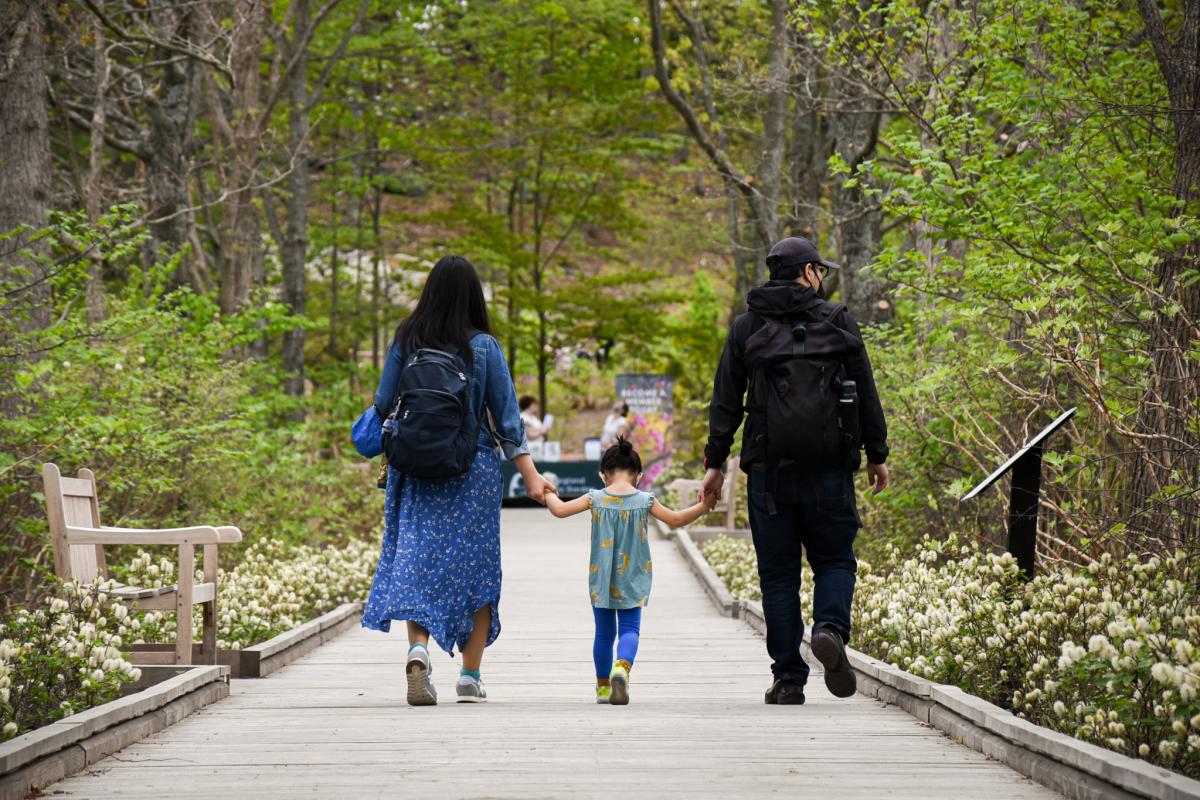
[455,674,488,703]
[609,661,631,706]
[595,685,611,704]
[405,645,437,706]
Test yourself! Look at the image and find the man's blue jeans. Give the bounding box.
[747,466,859,685]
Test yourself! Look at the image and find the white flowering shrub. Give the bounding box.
[702,534,1200,778]
[0,581,141,742]
[0,538,375,743]
[121,537,377,650]
[700,537,763,602]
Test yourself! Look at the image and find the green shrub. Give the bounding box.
[0,211,381,612]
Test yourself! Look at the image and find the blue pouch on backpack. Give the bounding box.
[351,405,384,458]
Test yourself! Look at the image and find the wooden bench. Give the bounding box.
[42,463,243,665]
[668,455,740,531]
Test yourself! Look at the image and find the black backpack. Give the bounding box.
[381,344,485,479]
[744,302,863,476]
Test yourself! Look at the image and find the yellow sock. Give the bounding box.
[616,659,632,672]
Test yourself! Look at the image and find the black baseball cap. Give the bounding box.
[765,237,841,277]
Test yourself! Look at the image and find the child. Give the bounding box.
[545,437,715,705]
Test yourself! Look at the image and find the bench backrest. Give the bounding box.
[43,463,107,583]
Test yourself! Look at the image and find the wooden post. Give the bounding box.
[176,544,195,665]
[42,463,71,580]
[78,468,107,578]
[201,544,218,664]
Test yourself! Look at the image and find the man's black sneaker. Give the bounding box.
[764,679,806,705]
[810,627,857,698]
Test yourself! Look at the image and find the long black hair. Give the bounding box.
[393,255,491,364]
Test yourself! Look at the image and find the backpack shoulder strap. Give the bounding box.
[814,301,847,321]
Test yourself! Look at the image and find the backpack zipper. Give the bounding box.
[396,388,465,416]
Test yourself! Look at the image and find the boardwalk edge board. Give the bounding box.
[0,603,364,798]
[658,518,1200,800]
[112,601,364,678]
[0,665,229,800]
[245,601,363,678]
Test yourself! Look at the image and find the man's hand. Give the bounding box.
[866,462,889,495]
[700,467,725,504]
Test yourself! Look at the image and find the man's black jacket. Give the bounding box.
[704,280,889,472]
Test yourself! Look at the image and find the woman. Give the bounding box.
[519,395,549,442]
[361,255,555,706]
[601,401,630,449]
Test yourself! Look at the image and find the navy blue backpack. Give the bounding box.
[380,344,484,479]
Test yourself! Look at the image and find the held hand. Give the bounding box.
[866,462,889,495]
[525,473,556,504]
[700,467,725,504]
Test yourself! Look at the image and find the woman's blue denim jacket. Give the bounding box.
[371,333,530,461]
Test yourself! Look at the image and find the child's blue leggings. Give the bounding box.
[593,607,642,678]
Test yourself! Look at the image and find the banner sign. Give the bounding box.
[499,460,604,500]
[615,374,674,486]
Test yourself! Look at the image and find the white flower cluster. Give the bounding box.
[1,581,142,741]
[700,537,763,602]
[700,536,821,621]
[121,537,377,650]
[703,534,1200,778]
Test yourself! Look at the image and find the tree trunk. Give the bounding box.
[280,0,310,404]
[0,0,52,333]
[750,0,790,287]
[790,98,828,243]
[84,1,107,324]
[326,141,340,359]
[1129,0,1200,551]
[371,184,382,371]
[145,2,199,289]
[725,181,753,316]
[217,0,265,314]
[830,78,889,324]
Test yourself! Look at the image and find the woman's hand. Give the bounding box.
[524,472,557,504]
[512,454,556,504]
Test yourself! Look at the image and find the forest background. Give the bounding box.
[2,0,1198,613]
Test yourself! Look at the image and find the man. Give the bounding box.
[701,236,890,705]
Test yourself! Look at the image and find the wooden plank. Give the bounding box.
[58,476,96,498]
[0,666,228,776]
[41,463,71,580]
[52,509,1062,800]
[0,682,227,800]
[77,468,107,578]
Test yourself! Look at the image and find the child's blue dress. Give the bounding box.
[588,489,654,609]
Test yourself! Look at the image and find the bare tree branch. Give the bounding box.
[77,0,234,82]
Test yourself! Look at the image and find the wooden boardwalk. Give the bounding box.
[55,508,1059,799]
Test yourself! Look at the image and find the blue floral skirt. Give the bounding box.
[361,446,503,655]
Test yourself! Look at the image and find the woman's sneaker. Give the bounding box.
[609,662,631,706]
[405,645,437,706]
[455,674,488,703]
[595,685,611,704]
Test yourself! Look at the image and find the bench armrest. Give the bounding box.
[214,525,243,544]
[65,525,235,546]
